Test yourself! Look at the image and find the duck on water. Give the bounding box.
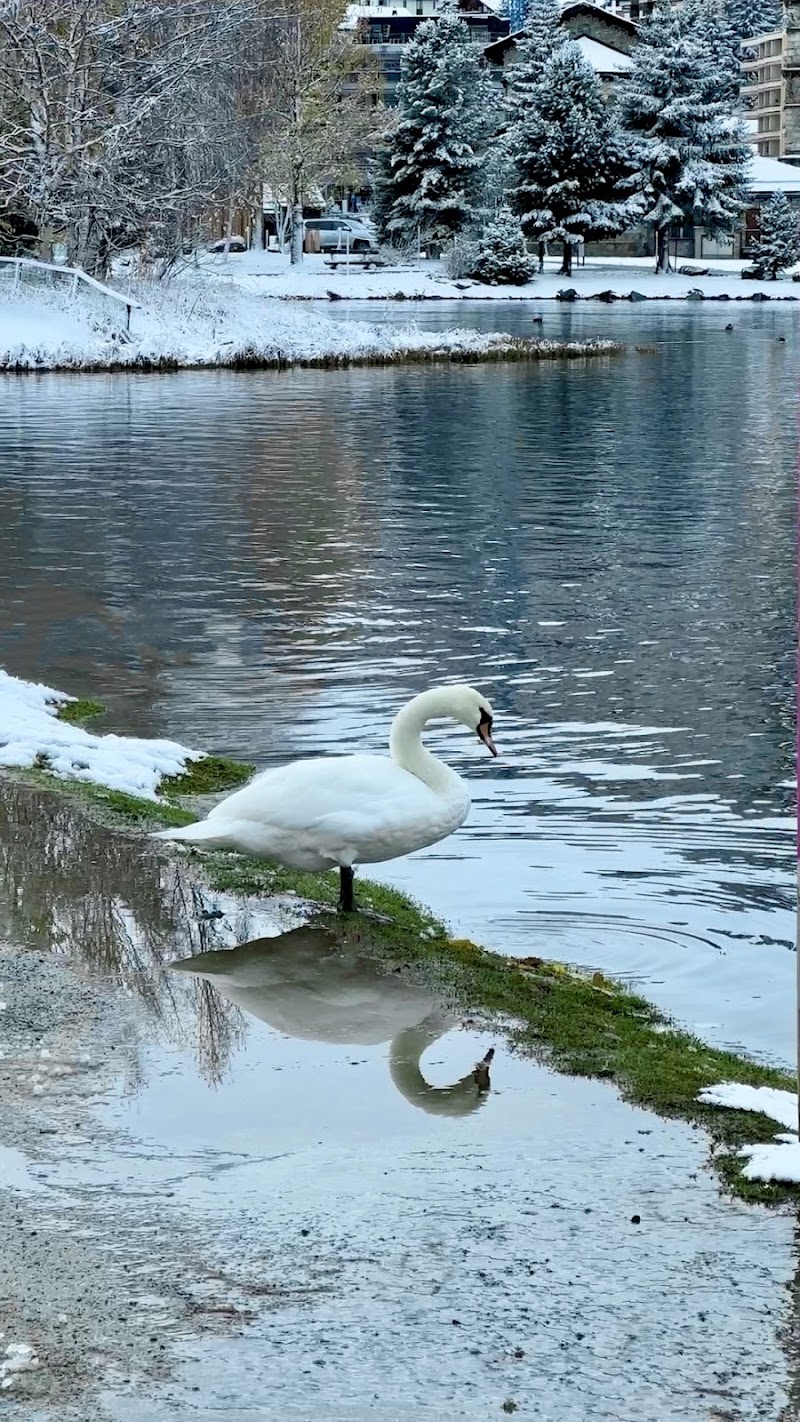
[155,685,498,911]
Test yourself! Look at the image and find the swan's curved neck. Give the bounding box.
[389,689,466,797]
[389,1014,490,1118]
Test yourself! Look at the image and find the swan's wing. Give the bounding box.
[206,754,440,834]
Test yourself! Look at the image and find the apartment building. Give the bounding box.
[741,30,786,157]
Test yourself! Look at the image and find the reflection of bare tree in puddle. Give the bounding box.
[173,926,493,1115]
[0,780,246,1072]
[0,782,490,1099]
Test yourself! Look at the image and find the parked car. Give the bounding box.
[208,235,247,254]
[303,217,378,253]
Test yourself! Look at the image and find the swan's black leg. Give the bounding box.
[338,865,355,913]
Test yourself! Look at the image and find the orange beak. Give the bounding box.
[478,723,498,757]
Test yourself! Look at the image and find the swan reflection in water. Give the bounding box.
[171,925,494,1117]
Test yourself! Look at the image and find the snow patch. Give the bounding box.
[698,1082,797,1131]
[698,1083,800,1184]
[0,279,543,372]
[0,670,199,799]
[187,248,800,302]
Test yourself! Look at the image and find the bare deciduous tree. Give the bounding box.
[252,0,379,263]
[0,0,247,274]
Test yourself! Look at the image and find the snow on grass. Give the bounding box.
[698,1083,800,1183]
[0,670,200,800]
[699,1082,797,1130]
[0,277,604,373]
[190,248,800,302]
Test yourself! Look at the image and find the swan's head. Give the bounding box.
[446,685,497,757]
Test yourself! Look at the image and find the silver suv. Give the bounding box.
[303,216,378,253]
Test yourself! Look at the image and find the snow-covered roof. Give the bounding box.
[341,4,414,26]
[487,28,632,72]
[575,35,633,72]
[560,0,638,32]
[748,154,800,194]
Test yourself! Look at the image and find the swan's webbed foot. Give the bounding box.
[337,865,355,914]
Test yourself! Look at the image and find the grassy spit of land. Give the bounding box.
[7,703,792,1207]
[2,336,626,375]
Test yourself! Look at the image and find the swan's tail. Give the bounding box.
[153,820,229,847]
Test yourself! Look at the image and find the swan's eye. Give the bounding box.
[478,709,492,730]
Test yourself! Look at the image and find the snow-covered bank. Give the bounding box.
[0,280,618,373]
[699,1083,800,1185]
[193,248,800,302]
[0,670,198,798]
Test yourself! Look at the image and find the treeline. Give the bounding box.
[374,0,753,276]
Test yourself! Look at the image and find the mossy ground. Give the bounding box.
[160,755,254,797]
[56,698,106,726]
[5,754,797,1206]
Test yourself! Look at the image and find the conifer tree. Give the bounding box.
[618,1,752,272]
[688,0,745,105]
[471,205,535,283]
[503,0,566,120]
[509,42,639,276]
[725,0,783,40]
[374,14,488,246]
[750,191,800,276]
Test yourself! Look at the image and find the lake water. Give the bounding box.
[0,301,795,1062]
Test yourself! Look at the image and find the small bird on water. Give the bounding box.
[473,1047,495,1092]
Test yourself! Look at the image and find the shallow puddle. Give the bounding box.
[0,780,796,1419]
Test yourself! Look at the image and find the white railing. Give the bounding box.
[0,257,140,328]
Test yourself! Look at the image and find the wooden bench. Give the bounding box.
[324,254,387,271]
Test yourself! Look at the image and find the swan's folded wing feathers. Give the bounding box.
[206,754,440,835]
[306,811,381,867]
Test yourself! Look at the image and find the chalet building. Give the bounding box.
[484,2,637,97]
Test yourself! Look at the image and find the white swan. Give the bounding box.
[154,684,497,910]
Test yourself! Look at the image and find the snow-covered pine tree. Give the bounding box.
[491,0,567,267]
[725,0,783,40]
[375,13,489,247]
[503,0,566,121]
[470,205,535,283]
[498,0,529,33]
[750,190,800,276]
[508,41,640,276]
[618,1,752,272]
[687,0,744,105]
